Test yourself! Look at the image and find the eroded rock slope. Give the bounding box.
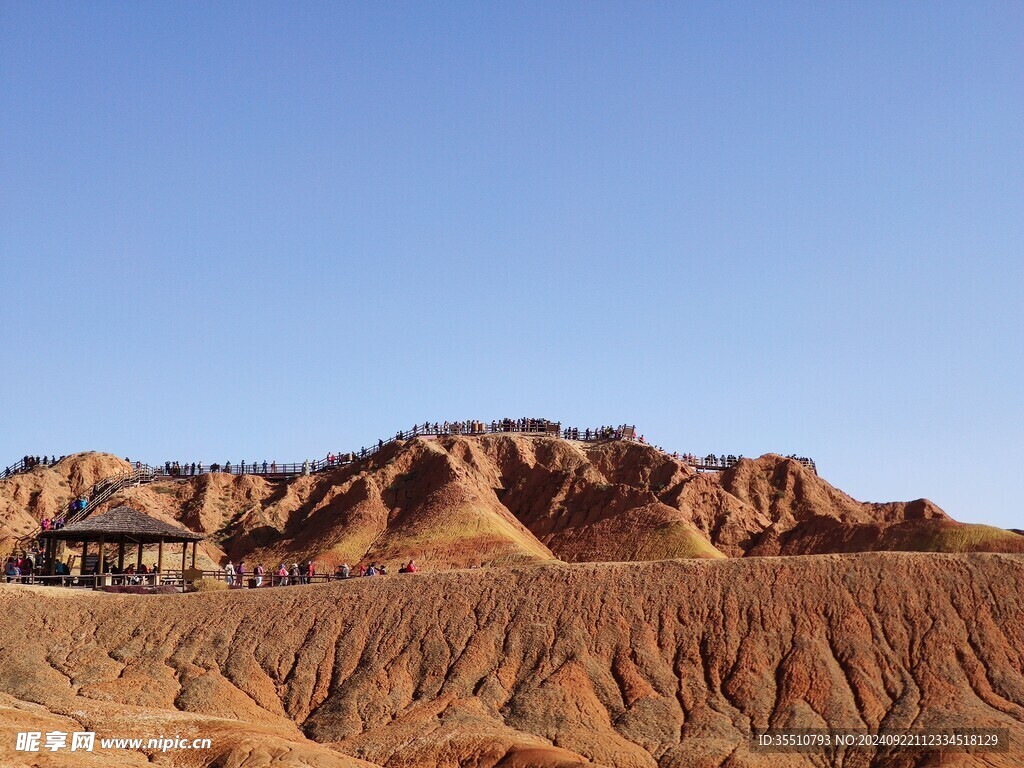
[0,553,1021,767]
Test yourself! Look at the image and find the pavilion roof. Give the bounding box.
[41,506,204,543]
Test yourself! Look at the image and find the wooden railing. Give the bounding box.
[161,568,341,587]
[2,456,65,477]
[63,465,161,527]
[1,458,27,478]
[2,573,161,588]
[5,420,819,516]
[1,569,407,591]
[683,454,817,474]
[149,420,634,478]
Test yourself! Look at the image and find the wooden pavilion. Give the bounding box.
[39,505,204,583]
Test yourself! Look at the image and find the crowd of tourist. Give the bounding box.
[4,552,160,585]
[561,425,642,442]
[157,459,312,476]
[164,461,201,476]
[67,560,161,581]
[220,559,418,587]
[408,418,556,436]
[3,552,428,588]
[39,515,67,532]
[4,554,38,582]
[3,546,75,582]
[398,418,635,439]
[140,419,600,478]
[679,453,746,468]
[4,553,422,587]
[662,452,816,471]
[10,418,814,486]
[3,455,65,477]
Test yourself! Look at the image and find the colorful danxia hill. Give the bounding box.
[1,424,1022,767]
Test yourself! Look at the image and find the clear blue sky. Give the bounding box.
[2,2,1021,528]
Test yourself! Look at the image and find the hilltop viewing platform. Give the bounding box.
[4,417,817,487]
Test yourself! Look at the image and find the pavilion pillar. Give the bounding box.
[180,541,187,573]
[47,538,56,576]
[97,537,105,574]
[191,541,197,569]
[81,540,88,576]
[136,541,143,570]
[156,538,164,584]
[117,538,125,572]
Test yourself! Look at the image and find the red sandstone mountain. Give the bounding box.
[2,436,1022,569]
[3,445,1023,767]
[0,553,1021,767]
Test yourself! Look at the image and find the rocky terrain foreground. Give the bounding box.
[1,552,1022,767]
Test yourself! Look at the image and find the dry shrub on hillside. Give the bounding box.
[190,577,228,592]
